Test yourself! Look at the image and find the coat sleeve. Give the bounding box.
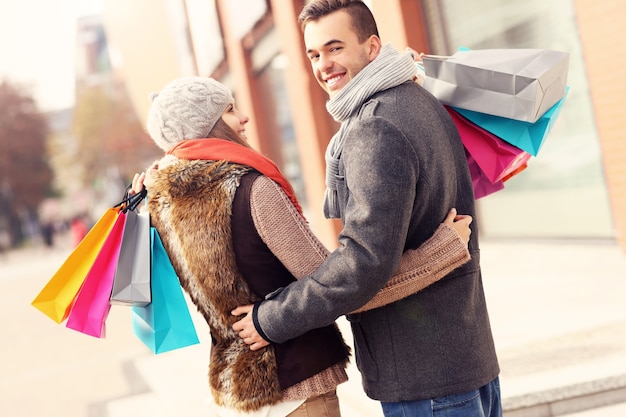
[250,175,470,314]
[251,117,469,343]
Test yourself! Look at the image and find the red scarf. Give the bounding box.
[167,139,303,215]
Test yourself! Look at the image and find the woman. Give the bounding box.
[133,76,472,417]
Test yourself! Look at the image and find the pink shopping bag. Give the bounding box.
[447,106,531,185]
[31,208,121,323]
[65,211,127,338]
[465,150,505,199]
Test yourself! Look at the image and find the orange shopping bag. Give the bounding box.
[31,207,121,323]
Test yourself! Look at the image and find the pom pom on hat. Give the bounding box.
[146,77,234,151]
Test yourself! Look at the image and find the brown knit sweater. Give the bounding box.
[248,175,471,400]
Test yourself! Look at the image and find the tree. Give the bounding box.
[72,81,161,195]
[0,80,54,246]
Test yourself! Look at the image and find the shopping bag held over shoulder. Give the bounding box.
[465,150,505,199]
[446,106,531,184]
[451,86,569,156]
[423,49,569,122]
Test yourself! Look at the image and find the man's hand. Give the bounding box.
[231,305,270,351]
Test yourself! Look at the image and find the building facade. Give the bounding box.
[101,0,625,253]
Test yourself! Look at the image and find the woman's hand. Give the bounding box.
[130,172,146,195]
[444,208,472,245]
[130,161,159,195]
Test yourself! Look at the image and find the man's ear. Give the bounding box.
[367,35,383,62]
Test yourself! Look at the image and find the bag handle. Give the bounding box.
[114,186,147,213]
[423,54,451,60]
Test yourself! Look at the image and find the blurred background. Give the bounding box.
[0,0,624,255]
[0,0,626,415]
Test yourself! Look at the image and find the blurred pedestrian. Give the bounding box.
[41,222,55,249]
[70,215,88,247]
[0,229,10,256]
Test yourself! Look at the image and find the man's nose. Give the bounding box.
[318,54,333,72]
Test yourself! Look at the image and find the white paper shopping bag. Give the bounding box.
[111,210,151,306]
[422,49,569,122]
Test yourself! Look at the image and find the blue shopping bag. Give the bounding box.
[452,87,569,156]
[131,228,199,354]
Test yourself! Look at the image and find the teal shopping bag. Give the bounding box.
[131,228,199,354]
[452,87,569,156]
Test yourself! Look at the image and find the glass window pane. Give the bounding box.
[185,0,224,75]
[423,0,613,238]
[224,0,267,39]
[256,54,307,208]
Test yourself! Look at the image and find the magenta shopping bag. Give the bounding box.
[31,207,120,323]
[451,87,569,156]
[447,106,531,184]
[465,150,505,199]
[65,211,127,338]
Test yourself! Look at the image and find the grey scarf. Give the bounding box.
[323,43,417,218]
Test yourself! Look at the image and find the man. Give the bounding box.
[233,1,501,416]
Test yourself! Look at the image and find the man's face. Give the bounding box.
[304,10,380,99]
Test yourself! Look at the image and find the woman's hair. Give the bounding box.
[208,117,251,148]
[298,0,379,42]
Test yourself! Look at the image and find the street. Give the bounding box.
[0,242,150,417]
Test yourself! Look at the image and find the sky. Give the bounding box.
[0,0,101,112]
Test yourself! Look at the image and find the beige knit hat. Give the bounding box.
[146,77,234,151]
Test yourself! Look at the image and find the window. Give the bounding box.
[422,0,613,238]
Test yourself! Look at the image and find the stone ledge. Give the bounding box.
[503,374,626,417]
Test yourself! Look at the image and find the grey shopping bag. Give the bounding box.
[111,210,151,306]
[422,49,569,123]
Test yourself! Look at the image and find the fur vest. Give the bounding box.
[148,159,283,411]
[147,158,350,411]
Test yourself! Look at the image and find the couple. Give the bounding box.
[133,1,501,416]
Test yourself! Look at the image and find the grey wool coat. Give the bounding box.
[253,81,500,402]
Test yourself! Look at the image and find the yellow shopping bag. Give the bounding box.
[31,207,121,323]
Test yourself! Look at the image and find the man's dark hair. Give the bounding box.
[298,0,379,42]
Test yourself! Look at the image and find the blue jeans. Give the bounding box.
[380,377,501,417]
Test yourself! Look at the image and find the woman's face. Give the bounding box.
[221,102,250,141]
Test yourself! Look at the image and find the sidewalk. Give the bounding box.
[481,239,626,416]
[4,237,626,416]
[102,238,626,417]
